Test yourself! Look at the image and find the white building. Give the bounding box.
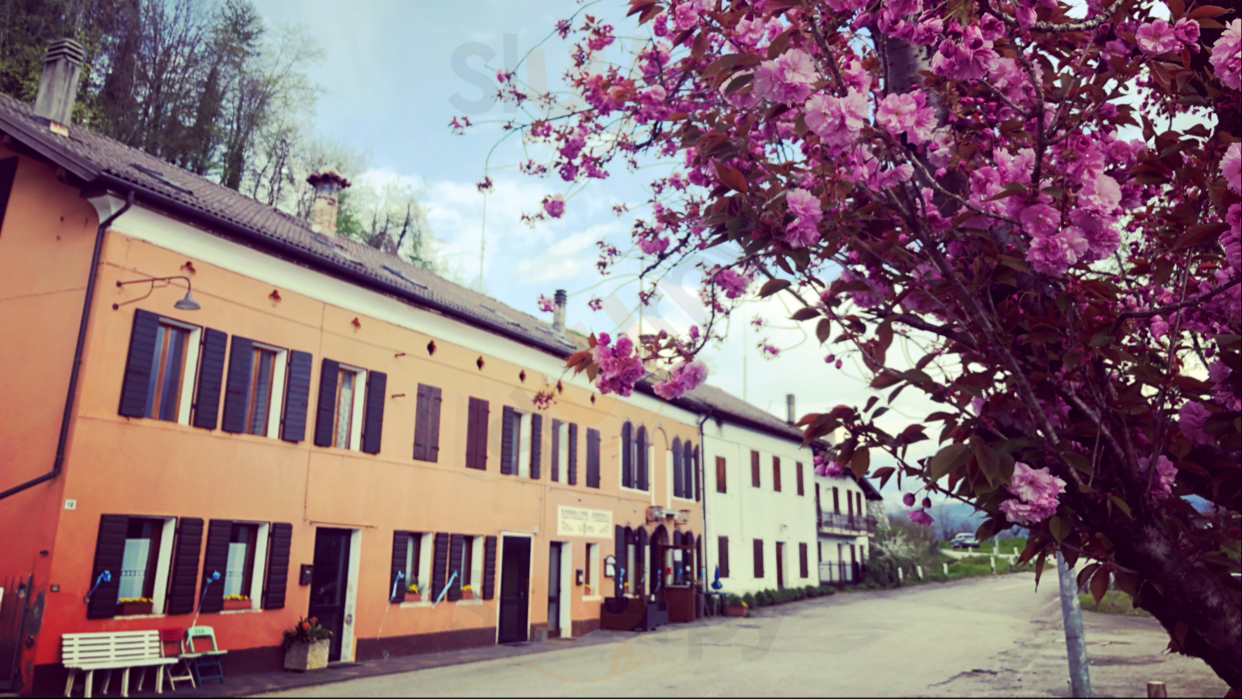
[693,386,820,595]
[814,470,881,585]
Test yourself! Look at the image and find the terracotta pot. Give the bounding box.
[729,605,748,618]
[115,602,153,616]
[223,599,252,611]
[284,639,330,672]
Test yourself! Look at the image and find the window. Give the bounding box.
[833,487,841,513]
[672,437,684,497]
[773,456,782,492]
[750,450,761,488]
[406,534,423,596]
[625,531,637,596]
[634,425,648,491]
[333,365,365,449]
[501,407,529,476]
[247,346,286,436]
[753,539,764,579]
[796,462,805,496]
[621,422,634,488]
[718,536,730,577]
[393,531,433,601]
[118,518,166,602]
[799,542,809,578]
[412,384,442,461]
[585,543,600,597]
[682,441,695,501]
[461,536,477,592]
[551,420,569,482]
[586,428,601,488]
[715,456,727,494]
[146,322,201,423]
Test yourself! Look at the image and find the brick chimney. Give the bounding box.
[306,168,351,236]
[34,38,86,129]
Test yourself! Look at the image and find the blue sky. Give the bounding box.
[251,0,945,501]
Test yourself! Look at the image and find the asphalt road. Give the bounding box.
[262,574,1227,698]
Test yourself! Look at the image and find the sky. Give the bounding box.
[251,0,947,505]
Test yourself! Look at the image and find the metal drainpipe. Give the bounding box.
[0,191,134,501]
[696,408,713,589]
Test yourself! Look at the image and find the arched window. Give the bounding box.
[671,437,683,498]
[635,527,648,595]
[649,525,666,595]
[683,440,694,501]
[621,421,633,488]
[635,425,648,491]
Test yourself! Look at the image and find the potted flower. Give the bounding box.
[223,594,251,611]
[116,597,153,616]
[460,584,474,600]
[727,594,748,618]
[283,617,332,672]
[583,584,593,596]
[406,582,420,598]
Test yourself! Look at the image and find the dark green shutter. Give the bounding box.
[672,437,684,498]
[586,428,600,488]
[621,422,633,488]
[118,310,161,417]
[87,515,128,619]
[466,398,488,470]
[431,532,449,600]
[614,525,625,597]
[314,359,340,447]
[220,336,254,433]
[753,539,764,579]
[391,531,409,602]
[263,523,293,610]
[500,406,515,475]
[550,419,561,482]
[200,520,232,613]
[529,413,542,479]
[567,424,578,485]
[192,329,227,430]
[718,536,730,578]
[447,534,464,601]
[361,370,387,454]
[166,517,203,615]
[281,351,313,442]
[636,427,648,491]
[482,536,497,600]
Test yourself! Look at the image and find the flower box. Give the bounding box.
[284,639,330,672]
[461,589,474,600]
[116,601,153,616]
[223,598,252,611]
[729,605,748,618]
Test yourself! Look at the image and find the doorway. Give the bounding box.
[309,528,353,662]
[776,542,786,589]
[498,536,531,644]
[547,542,563,638]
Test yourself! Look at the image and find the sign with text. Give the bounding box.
[557,505,612,538]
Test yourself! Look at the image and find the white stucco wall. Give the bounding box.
[700,419,819,595]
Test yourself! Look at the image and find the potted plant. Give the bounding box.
[406,582,420,599]
[116,597,153,616]
[460,584,473,600]
[283,617,332,672]
[726,594,748,618]
[583,584,593,596]
[223,594,251,611]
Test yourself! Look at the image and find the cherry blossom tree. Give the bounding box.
[460,0,1242,687]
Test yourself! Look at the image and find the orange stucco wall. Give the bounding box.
[2,165,704,684]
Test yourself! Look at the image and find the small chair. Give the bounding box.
[184,626,227,686]
[141,628,196,692]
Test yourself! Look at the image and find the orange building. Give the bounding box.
[0,44,720,695]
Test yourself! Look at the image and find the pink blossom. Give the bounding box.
[909,509,934,526]
[787,188,821,221]
[1178,401,1213,446]
[1221,204,1241,270]
[543,193,565,218]
[999,461,1065,526]
[1222,143,1241,195]
[713,267,751,298]
[753,49,819,104]
[1149,315,1170,339]
[1138,455,1178,498]
[590,333,646,397]
[1173,18,1200,45]
[1020,203,1061,238]
[876,91,936,144]
[652,360,708,399]
[1136,20,1181,55]
[902,492,916,507]
[760,343,780,358]
[537,294,557,313]
[1209,19,1241,89]
[999,497,1058,526]
[805,89,868,150]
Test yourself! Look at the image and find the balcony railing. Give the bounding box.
[819,512,877,534]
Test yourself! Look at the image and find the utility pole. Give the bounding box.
[1056,551,1092,697]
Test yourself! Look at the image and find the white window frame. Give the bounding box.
[153,318,201,425]
[335,364,367,451]
[467,536,483,594]
[219,520,270,611]
[511,409,530,477]
[251,342,288,439]
[117,516,176,617]
[403,533,434,603]
[618,427,647,494]
[553,421,569,483]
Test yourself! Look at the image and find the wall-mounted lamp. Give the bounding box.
[112,275,200,311]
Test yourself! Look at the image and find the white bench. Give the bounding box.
[62,630,177,698]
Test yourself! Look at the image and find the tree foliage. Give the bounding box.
[467,0,1242,688]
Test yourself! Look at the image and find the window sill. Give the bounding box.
[399,600,432,609]
[220,608,261,615]
[583,595,603,602]
[456,599,483,606]
[618,486,649,494]
[115,613,166,620]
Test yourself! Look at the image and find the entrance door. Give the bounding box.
[498,536,531,644]
[776,542,785,589]
[547,542,562,638]
[309,528,352,662]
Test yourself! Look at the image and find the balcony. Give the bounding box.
[819,512,876,534]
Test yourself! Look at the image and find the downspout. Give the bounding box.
[695,406,713,589]
[0,190,134,501]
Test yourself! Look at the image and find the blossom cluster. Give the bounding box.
[589,333,646,397]
[998,462,1066,526]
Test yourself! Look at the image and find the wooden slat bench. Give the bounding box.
[62,630,177,698]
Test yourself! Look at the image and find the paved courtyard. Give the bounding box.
[260,574,1228,698]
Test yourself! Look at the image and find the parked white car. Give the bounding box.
[951,533,980,550]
